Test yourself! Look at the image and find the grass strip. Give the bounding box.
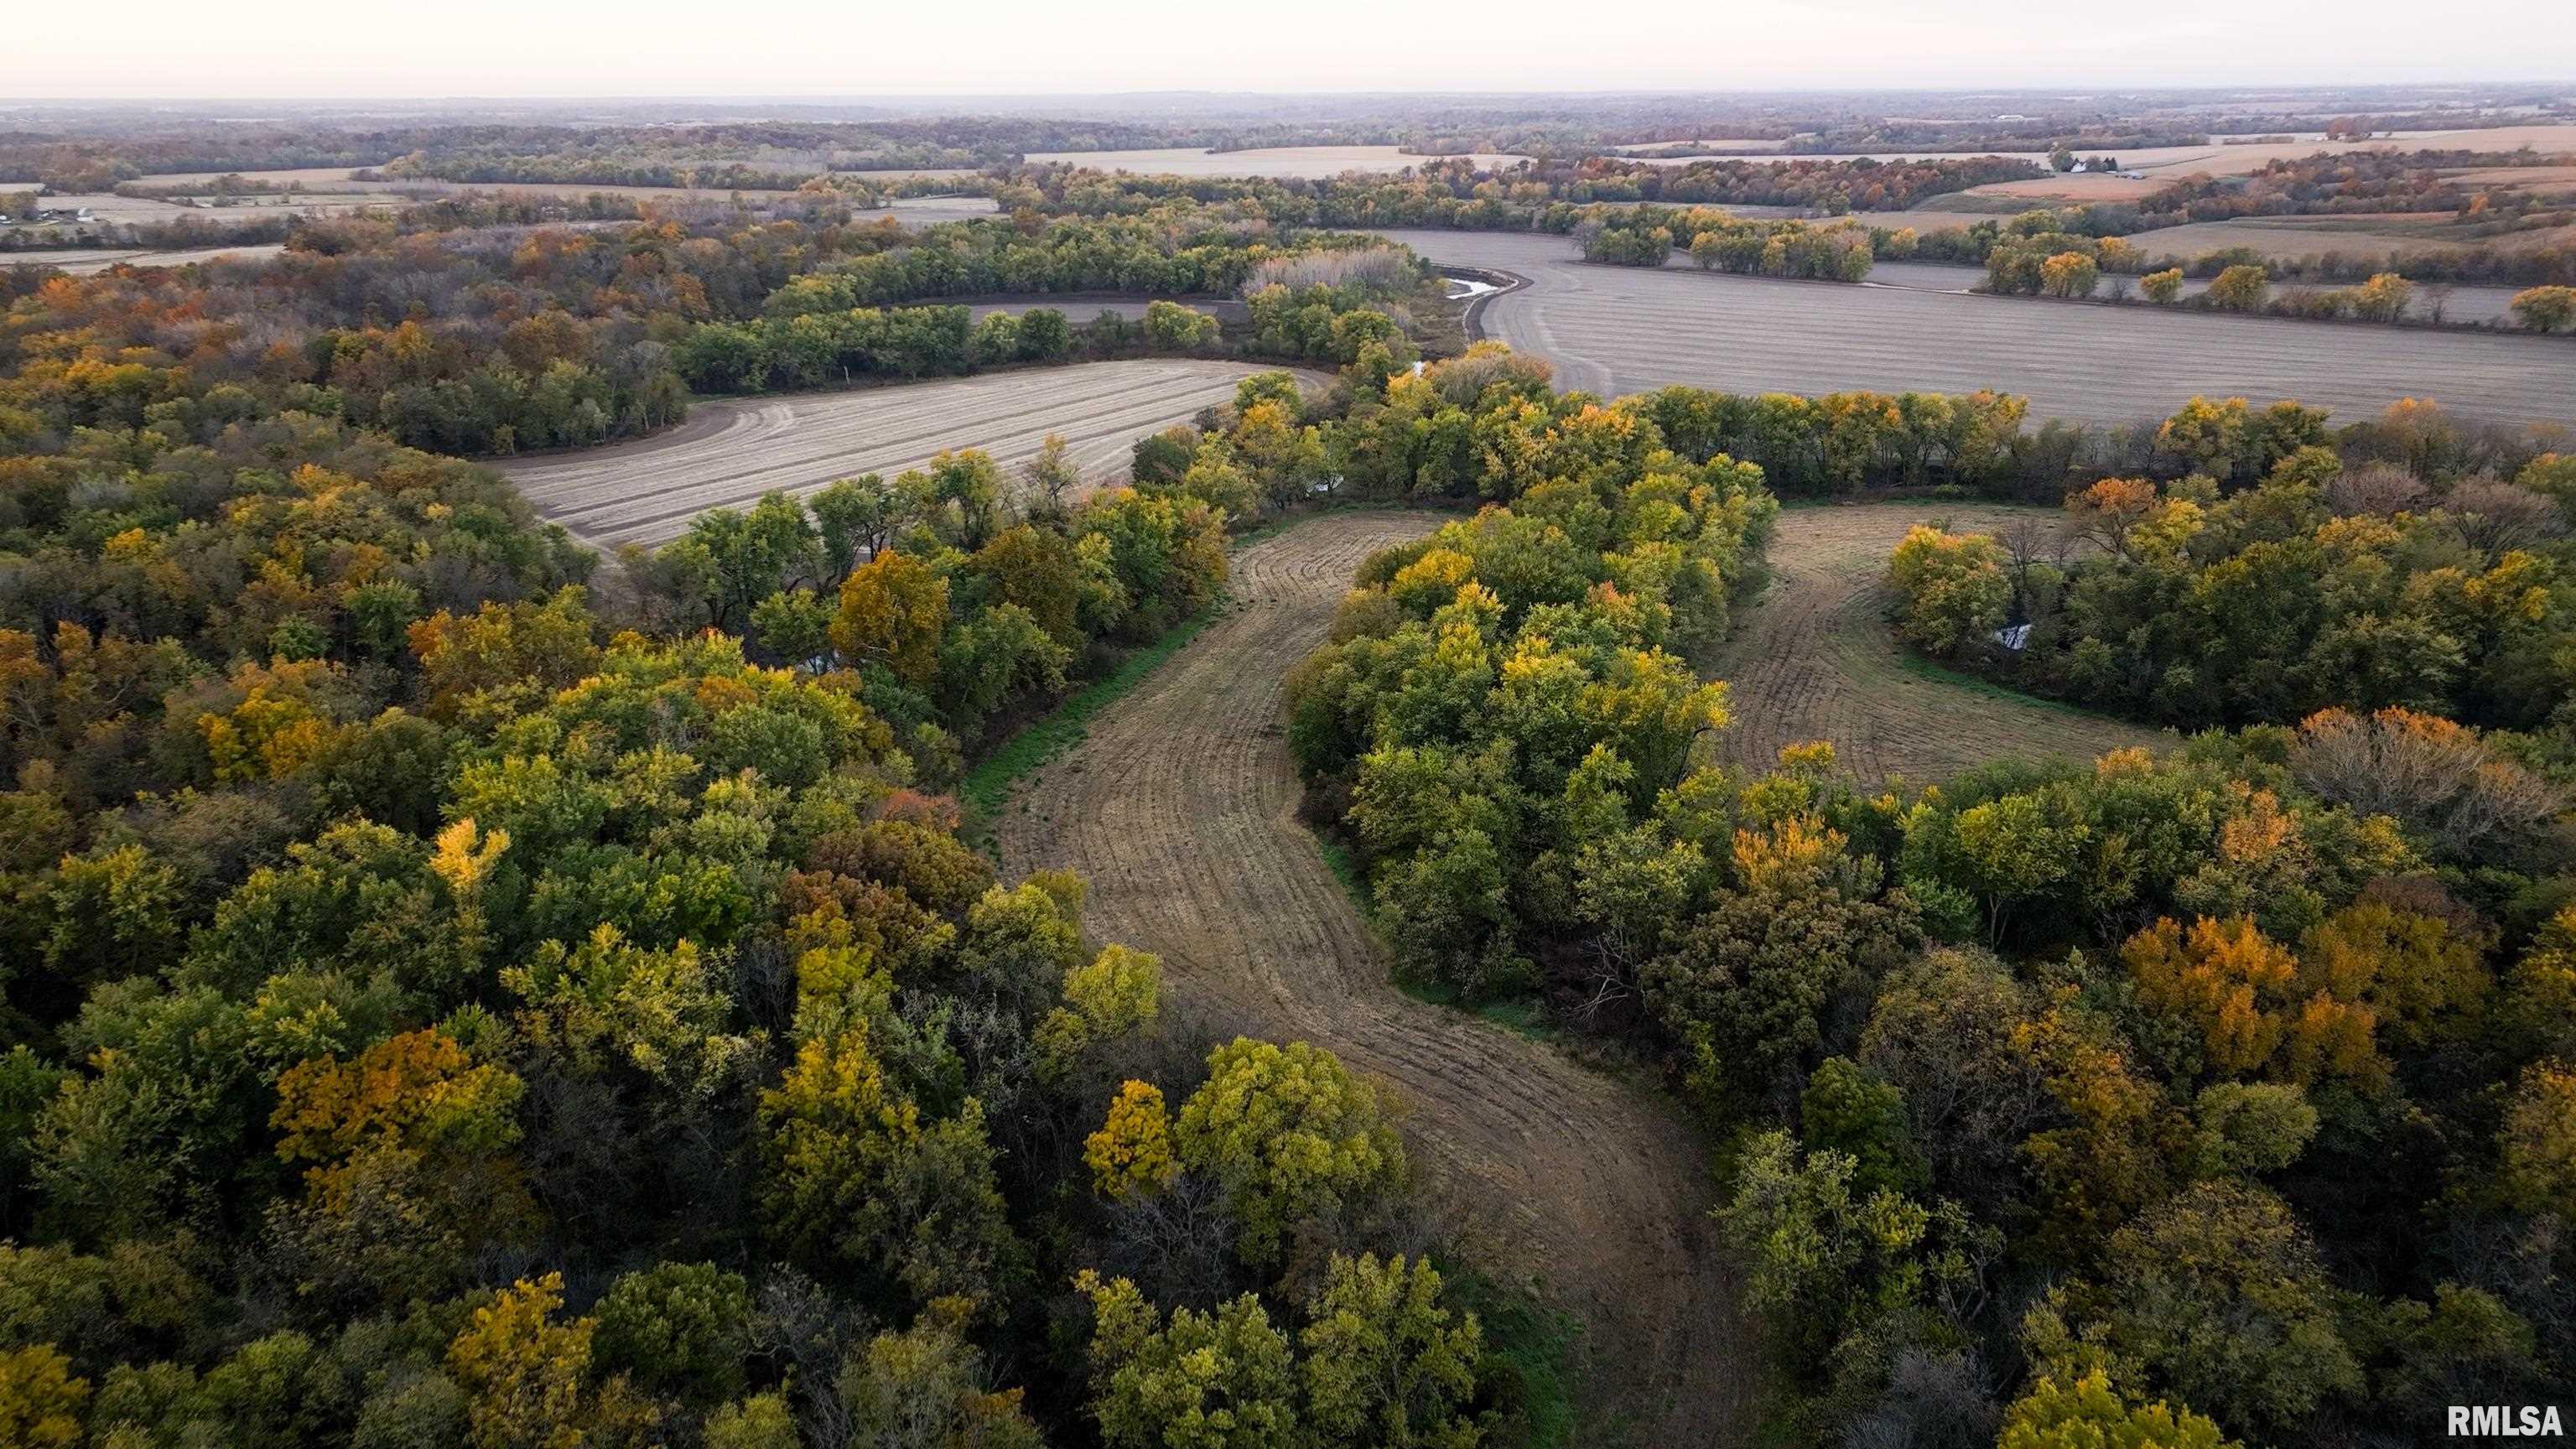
[960,610,1215,831]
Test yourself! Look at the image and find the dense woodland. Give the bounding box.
[0,193,1539,1448]
[1888,417,2576,733]
[0,143,2570,1449]
[1285,359,2576,1449]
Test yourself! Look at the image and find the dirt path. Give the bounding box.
[1711,502,2163,782]
[995,511,1755,1446]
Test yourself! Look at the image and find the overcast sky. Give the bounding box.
[13,0,2574,99]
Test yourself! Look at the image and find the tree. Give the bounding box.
[445,1273,656,1449]
[1887,526,2010,656]
[2206,266,2269,312]
[2350,273,2412,323]
[2496,1060,2576,1219]
[1088,1079,1182,1200]
[2508,284,2576,333]
[2039,252,2099,300]
[1144,301,1221,351]
[839,1301,1044,1449]
[830,549,950,688]
[0,1344,86,1449]
[1298,1254,1483,1449]
[2092,1182,2361,1438]
[1998,1370,2240,1449]
[590,1262,753,1409]
[2140,268,2184,304]
[1172,1038,1407,1268]
[1077,1271,1302,1449]
[756,1024,1016,1306]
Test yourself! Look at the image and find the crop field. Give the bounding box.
[1862,257,2528,324]
[994,511,1753,1442]
[1368,228,2576,427]
[2121,214,2576,262]
[1022,144,1530,176]
[1710,503,2164,782]
[4,242,288,273]
[498,359,1302,552]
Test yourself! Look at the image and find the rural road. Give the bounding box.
[1710,502,2163,782]
[995,511,1756,1446]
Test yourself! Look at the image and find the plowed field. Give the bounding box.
[1368,228,2575,428]
[994,512,1756,1446]
[499,360,1296,552]
[1711,503,2163,782]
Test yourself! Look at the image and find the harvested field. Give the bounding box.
[995,511,1754,1445]
[1022,144,1530,177]
[1368,228,2576,428]
[1711,503,2164,782]
[1705,125,2576,179]
[499,359,1303,552]
[4,242,288,274]
[1862,257,2528,325]
[2120,215,2576,262]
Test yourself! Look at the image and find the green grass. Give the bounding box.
[958,506,1348,844]
[1887,644,2144,725]
[1446,1266,1585,1449]
[959,610,1216,834]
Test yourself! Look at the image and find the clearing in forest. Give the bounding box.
[1710,501,2163,783]
[499,358,1296,552]
[993,511,1758,1446]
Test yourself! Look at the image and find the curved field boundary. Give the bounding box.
[498,359,1312,552]
[1711,502,2164,782]
[1376,226,2576,428]
[994,511,1756,1446]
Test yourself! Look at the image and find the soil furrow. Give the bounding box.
[994,511,1757,1446]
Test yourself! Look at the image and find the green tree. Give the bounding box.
[1077,1271,1301,1449]
[1299,1254,1484,1449]
[1173,1038,1407,1269]
[2092,1182,2361,1438]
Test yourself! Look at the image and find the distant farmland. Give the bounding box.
[1023,144,1529,177]
[499,360,1298,552]
[1373,228,2576,428]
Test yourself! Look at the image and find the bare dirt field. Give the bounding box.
[1862,257,2528,325]
[1368,228,2576,428]
[3,242,288,274]
[1022,144,1530,177]
[995,510,1754,1446]
[1711,503,2164,782]
[2119,214,2576,262]
[1719,125,2576,182]
[135,167,800,205]
[499,359,1303,552]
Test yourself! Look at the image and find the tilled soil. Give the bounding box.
[498,359,1300,552]
[1711,502,2163,782]
[1371,227,2575,427]
[995,511,1757,1446]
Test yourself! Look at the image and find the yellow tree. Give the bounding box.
[829,548,949,688]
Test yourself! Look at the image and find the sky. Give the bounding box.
[13,0,2575,99]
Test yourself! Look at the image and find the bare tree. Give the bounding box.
[2444,476,2568,556]
[2324,461,2429,517]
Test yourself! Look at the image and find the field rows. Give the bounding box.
[1372,229,2576,427]
[499,359,1293,551]
[1711,503,2163,783]
[995,512,1754,1442]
